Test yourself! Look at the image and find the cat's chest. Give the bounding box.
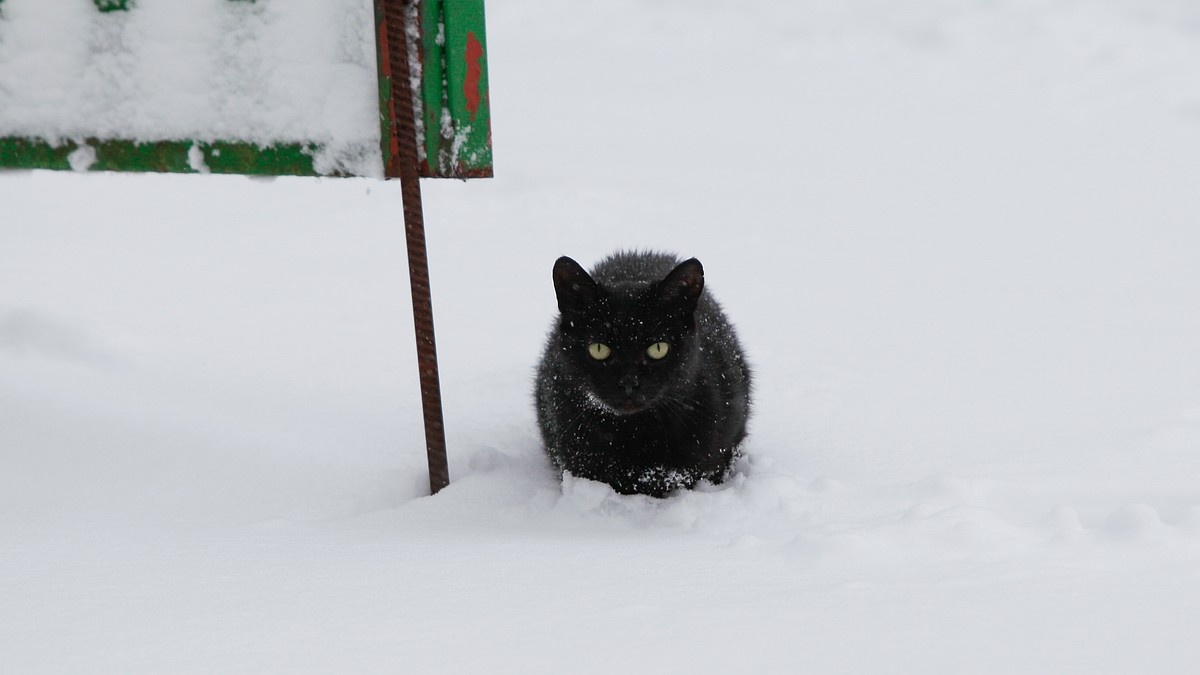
[572,394,704,451]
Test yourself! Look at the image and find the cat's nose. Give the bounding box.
[619,373,639,395]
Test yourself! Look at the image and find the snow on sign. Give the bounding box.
[0,0,492,179]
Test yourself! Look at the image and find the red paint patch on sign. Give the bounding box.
[463,31,484,121]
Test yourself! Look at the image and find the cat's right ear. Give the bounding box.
[657,257,705,315]
[553,256,601,314]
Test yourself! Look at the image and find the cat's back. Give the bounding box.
[590,250,725,323]
[589,250,682,290]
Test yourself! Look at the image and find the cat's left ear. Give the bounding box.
[658,258,704,314]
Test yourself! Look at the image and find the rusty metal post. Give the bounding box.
[379,0,450,494]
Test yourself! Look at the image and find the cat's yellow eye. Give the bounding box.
[588,343,612,361]
[647,342,670,360]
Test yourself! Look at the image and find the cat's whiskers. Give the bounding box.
[657,390,718,426]
[582,390,617,414]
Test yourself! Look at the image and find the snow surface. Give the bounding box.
[4,0,1200,672]
[0,0,381,176]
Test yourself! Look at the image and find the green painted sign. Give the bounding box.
[93,0,134,12]
[422,0,492,178]
[0,137,319,176]
[376,0,492,179]
[0,0,491,179]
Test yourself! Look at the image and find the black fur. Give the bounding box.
[534,251,752,497]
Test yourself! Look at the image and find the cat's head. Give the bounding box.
[551,255,704,415]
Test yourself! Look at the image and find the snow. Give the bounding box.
[3,0,1200,672]
[0,0,381,176]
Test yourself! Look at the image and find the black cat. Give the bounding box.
[534,251,752,497]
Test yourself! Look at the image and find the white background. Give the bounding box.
[3,0,1200,672]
